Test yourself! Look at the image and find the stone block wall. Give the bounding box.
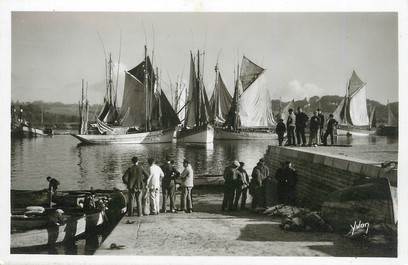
[263,146,397,210]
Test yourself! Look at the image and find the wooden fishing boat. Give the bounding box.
[11,189,51,208]
[11,189,128,227]
[11,211,87,248]
[177,51,214,143]
[321,177,397,232]
[11,207,104,232]
[71,48,180,145]
[333,71,376,137]
[215,56,277,140]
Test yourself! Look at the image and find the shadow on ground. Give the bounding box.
[189,187,397,257]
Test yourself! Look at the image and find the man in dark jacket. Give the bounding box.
[317,108,325,144]
[46,176,60,192]
[323,114,338,145]
[308,111,321,146]
[222,160,241,211]
[275,161,298,205]
[250,162,265,211]
[276,118,286,146]
[160,156,180,213]
[286,109,296,146]
[122,156,149,217]
[295,107,309,146]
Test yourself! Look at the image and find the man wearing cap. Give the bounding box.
[146,157,164,215]
[317,108,325,144]
[250,161,265,210]
[222,160,241,211]
[308,110,321,147]
[122,156,149,217]
[179,159,194,213]
[295,107,309,146]
[161,156,180,213]
[323,114,338,146]
[286,108,296,146]
[276,161,298,205]
[46,176,60,192]
[235,162,250,210]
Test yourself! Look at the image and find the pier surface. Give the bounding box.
[95,187,394,257]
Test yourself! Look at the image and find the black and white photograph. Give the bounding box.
[1,0,407,264]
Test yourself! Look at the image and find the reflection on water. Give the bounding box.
[11,134,398,191]
[11,136,276,190]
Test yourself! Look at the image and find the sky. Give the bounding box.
[9,10,399,106]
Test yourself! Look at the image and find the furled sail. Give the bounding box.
[185,54,199,128]
[184,52,211,128]
[238,56,276,127]
[210,72,233,124]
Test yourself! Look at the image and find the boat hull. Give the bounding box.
[177,124,214,143]
[321,177,397,232]
[336,126,375,137]
[376,125,398,137]
[214,128,278,140]
[71,128,175,144]
[11,215,86,248]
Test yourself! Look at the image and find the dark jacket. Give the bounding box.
[250,163,265,188]
[309,115,321,131]
[318,113,325,129]
[295,112,309,129]
[326,118,338,131]
[124,164,148,191]
[223,166,240,186]
[161,162,180,187]
[276,122,286,135]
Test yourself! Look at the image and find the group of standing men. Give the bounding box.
[276,107,338,147]
[222,158,300,211]
[122,156,194,217]
[222,158,274,212]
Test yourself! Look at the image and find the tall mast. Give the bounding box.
[108,54,113,105]
[196,50,201,126]
[144,45,149,131]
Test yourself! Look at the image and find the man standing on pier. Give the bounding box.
[235,162,250,210]
[308,111,321,147]
[122,156,148,217]
[295,107,309,146]
[161,156,180,213]
[286,109,296,146]
[222,160,240,211]
[323,114,338,146]
[317,108,325,144]
[275,161,298,205]
[146,157,164,215]
[179,159,194,213]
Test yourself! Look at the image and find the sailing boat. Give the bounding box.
[333,70,375,136]
[376,101,398,137]
[209,62,233,127]
[71,47,180,144]
[215,55,277,140]
[177,51,214,143]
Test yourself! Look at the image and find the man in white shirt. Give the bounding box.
[146,157,164,215]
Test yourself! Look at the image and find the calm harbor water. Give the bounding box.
[11,134,398,191]
[9,133,398,255]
